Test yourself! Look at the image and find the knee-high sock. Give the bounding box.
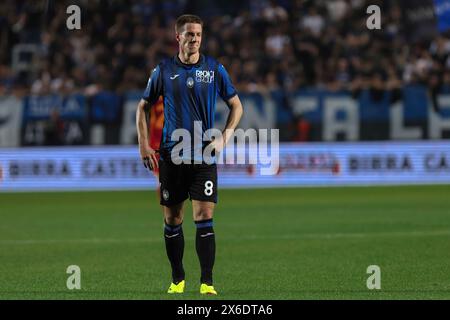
[195,219,215,285]
[164,222,185,283]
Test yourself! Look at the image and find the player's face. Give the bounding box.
[177,23,202,55]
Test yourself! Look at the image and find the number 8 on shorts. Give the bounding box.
[204,180,214,196]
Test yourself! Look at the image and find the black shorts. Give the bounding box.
[158,160,218,206]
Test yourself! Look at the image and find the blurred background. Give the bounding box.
[1,0,450,300]
[0,0,450,188]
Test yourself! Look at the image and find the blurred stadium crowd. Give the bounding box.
[1,0,449,97]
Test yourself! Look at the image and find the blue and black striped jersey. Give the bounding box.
[142,54,237,161]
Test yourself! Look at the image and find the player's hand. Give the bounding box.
[209,136,225,154]
[139,145,158,171]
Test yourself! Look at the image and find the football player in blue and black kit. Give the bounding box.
[136,14,243,295]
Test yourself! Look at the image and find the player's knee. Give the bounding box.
[165,215,183,225]
[195,208,214,221]
[165,210,183,225]
[163,204,183,225]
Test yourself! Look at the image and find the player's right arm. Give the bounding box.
[136,98,158,170]
[136,65,163,171]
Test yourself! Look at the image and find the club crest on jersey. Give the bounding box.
[186,77,194,88]
[196,70,214,83]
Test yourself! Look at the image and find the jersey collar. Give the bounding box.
[175,54,205,68]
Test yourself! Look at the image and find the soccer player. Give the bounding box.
[136,14,244,295]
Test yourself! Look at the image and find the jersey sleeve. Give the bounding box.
[142,65,163,105]
[217,63,237,101]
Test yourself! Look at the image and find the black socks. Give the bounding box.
[164,219,216,285]
[164,222,185,284]
[195,219,215,285]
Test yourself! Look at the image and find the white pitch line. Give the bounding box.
[1,229,450,245]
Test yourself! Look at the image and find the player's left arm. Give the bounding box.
[222,95,243,146]
[214,63,244,151]
[212,95,243,152]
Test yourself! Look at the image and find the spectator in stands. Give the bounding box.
[262,0,288,23]
[44,110,65,146]
[0,65,16,95]
[300,5,325,38]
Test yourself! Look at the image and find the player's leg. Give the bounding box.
[159,160,189,293]
[163,202,186,293]
[192,200,217,294]
[189,163,218,294]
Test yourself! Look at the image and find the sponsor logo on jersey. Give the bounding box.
[196,70,214,83]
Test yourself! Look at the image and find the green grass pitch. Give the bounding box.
[1,185,450,299]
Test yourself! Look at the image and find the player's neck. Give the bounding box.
[178,51,200,65]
